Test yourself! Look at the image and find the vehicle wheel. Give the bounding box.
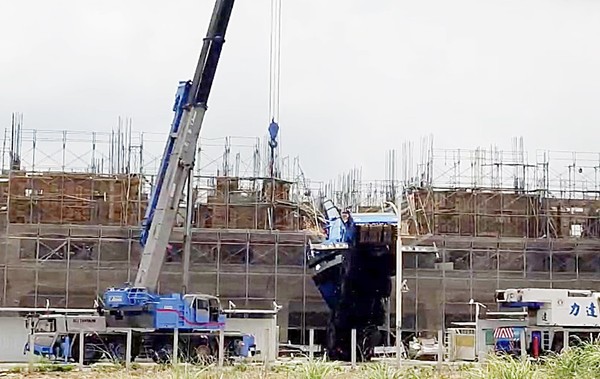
[152,344,173,364]
[360,326,382,361]
[72,343,102,365]
[194,344,215,365]
[111,342,136,362]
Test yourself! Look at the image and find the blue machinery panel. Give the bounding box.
[103,287,225,330]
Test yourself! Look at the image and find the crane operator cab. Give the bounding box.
[183,294,222,325]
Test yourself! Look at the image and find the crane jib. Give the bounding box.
[188,0,235,106]
[135,0,236,290]
[140,82,191,247]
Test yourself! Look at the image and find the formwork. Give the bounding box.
[196,176,317,231]
[3,171,145,225]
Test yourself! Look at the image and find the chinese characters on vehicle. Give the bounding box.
[569,302,598,318]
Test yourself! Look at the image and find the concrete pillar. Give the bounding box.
[78,331,84,369]
[309,329,314,360]
[437,330,444,372]
[173,328,179,365]
[520,330,526,359]
[218,328,224,367]
[27,327,34,373]
[126,329,132,370]
[351,329,357,368]
[277,304,289,343]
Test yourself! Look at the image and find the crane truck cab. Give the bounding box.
[458,288,600,361]
[23,314,107,364]
[183,294,222,325]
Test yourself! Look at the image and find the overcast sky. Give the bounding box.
[1,0,599,181]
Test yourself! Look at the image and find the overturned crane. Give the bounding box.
[307,200,398,361]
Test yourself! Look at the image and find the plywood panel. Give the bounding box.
[7,172,144,226]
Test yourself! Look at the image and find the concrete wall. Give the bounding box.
[225,317,278,362]
[0,317,28,362]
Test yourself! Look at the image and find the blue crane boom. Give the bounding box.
[100,0,237,337]
[140,82,191,247]
[136,0,235,289]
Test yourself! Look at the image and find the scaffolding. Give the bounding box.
[1,224,322,342]
[0,120,326,344]
[0,121,318,227]
[399,137,600,239]
[6,120,600,340]
[325,137,600,337]
[325,137,600,238]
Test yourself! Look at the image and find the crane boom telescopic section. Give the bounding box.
[135,0,235,290]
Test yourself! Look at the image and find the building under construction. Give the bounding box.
[0,118,325,344]
[1,119,600,344]
[325,137,600,338]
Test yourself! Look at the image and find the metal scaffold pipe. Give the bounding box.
[385,197,403,367]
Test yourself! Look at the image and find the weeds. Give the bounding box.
[362,362,402,379]
[466,354,540,379]
[15,342,600,379]
[300,358,339,379]
[543,343,600,379]
[7,361,76,374]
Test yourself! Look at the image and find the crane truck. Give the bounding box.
[488,288,600,357]
[307,200,398,361]
[25,0,260,364]
[445,288,600,361]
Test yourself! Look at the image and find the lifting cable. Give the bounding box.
[268,0,282,177]
[268,0,282,122]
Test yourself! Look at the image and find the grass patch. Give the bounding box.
[17,343,600,378]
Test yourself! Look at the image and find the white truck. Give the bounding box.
[447,288,600,361]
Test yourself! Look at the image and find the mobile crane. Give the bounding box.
[307,200,398,361]
[488,288,600,357]
[100,0,244,362]
[24,0,260,364]
[445,288,600,361]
